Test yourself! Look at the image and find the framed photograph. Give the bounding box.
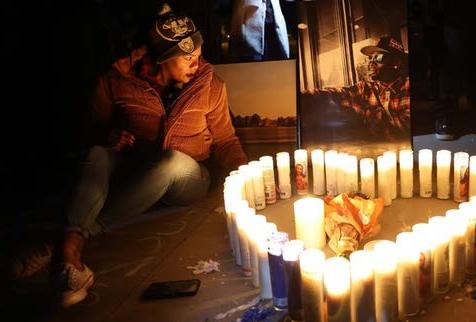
[297,0,412,158]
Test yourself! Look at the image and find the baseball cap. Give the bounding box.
[360,36,406,57]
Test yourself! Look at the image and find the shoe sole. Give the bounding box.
[61,274,94,307]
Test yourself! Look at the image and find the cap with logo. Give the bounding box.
[360,36,406,57]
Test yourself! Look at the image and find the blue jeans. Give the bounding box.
[66,146,210,238]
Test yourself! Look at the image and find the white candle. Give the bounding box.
[259,156,277,204]
[377,156,392,206]
[325,150,338,195]
[299,249,326,322]
[236,206,255,276]
[238,165,256,208]
[283,240,305,321]
[395,232,420,318]
[399,149,413,198]
[293,197,326,250]
[418,149,433,198]
[350,250,375,322]
[276,152,292,199]
[428,216,450,294]
[229,199,248,266]
[470,156,476,198]
[294,149,309,195]
[324,257,351,322]
[346,155,359,192]
[373,240,398,322]
[360,158,375,198]
[248,215,268,288]
[258,223,278,299]
[223,179,240,258]
[454,152,469,202]
[383,151,397,199]
[337,152,348,194]
[229,170,246,200]
[445,209,467,286]
[411,223,433,300]
[311,149,326,195]
[460,202,476,276]
[436,150,451,199]
[248,161,266,210]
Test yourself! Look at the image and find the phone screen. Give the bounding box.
[142,279,201,300]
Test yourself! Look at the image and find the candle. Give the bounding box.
[436,150,451,199]
[229,199,248,266]
[294,149,309,195]
[377,156,392,206]
[223,178,240,258]
[248,161,266,210]
[383,151,397,199]
[283,240,305,321]
[300,249,326,322]
[276,152,292,199]
[323,257,351,322]
[248,215,267,288]
[346,155,359,192]
[399,150,413,198]
[418,149,433,198]
[238,165,256,208]
[268,231,289,309]
[325,150,338,195]
[311,149,326,195]
[363,239,385,251]
[453,152,469,202]
[411,223,433,300]
[395,232,420,318]
[229,170,246,200]
[460,202,476,276]
[428,216,450,294]
[294,197,326,249]
[360,158,375,198]
[470,156,476,198]
[337,152,348,194]
[259,156,277,204]
[236,206,255,276]
[349,250,376,322]
[373,240,398,322]
[445,209,467,286]
[258,223,278,299]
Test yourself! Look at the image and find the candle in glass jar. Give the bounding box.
[311,149,326,195]
[276,152,292,199]
[428,216,450,294]
[283,240,305,321]
[299,249,326,322]
[248,161,266,210]
[395,232,420,318]
[436,150,451,199]
[411,223,433,300]
[399,150,413,198]
[445,209,467,286]
[377,156,392,206]
[258,223,278,299]
[325,150,338,195]
[323,257,351,322]
[454,152,469,202]
[294,197,326,249]
[229,199,249,266]
[248,215,267,288]
[346,155,359,192]
[419,149,433,198]
[360,158,375,198]
[373,240,398,322]
[349,250,375,322]
[259,156,277,204]
[268,231,289,310]
[460,202,476,276]
[337,152,348,194]
[238,165,256,208]
[383,151,397,199]
[294,149,309,195]
[236,206,255,276]
[470,156,476,198]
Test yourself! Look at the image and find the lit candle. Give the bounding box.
[337,152,348,194]
[248,161,266,210]
[236,206,255,276]
[299,249,326,322]
[436,149,451,199]
[470,156,476,198]
[229,170,246,200]
[311,149,326,195]
[268,231,289,309]
[360,158,375,198]
[248,215,267,288]
[323,257,351,322]
[395,232,420,318]
[283,240,305,321]
[346,155,359,192]
[418,149,433,198]
[294,149,309,195]
[229,199,248,266]
[377,156,392,206]
[373,240,398,322]
[349,250,375,322]
[399,149,413,198]
[276,152,292,199]
[383,151,397,199]
[259,156,277,204]
[223,178,241,258]
[411,223,433,300]
[453,152,469,202]
[258,223,278,299]
[445,209,467,286]
[460,202,476,276]
[428,216,450,294]
[294,197,326,249]
[325,150,338,195]
[238,165,256,208]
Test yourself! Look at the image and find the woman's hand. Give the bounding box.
[110,130,135,151]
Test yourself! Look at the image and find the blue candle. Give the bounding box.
[268,231,289,310]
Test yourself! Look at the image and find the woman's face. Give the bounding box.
[160,46,202,84]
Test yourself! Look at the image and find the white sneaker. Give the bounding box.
[54,263,94,307]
